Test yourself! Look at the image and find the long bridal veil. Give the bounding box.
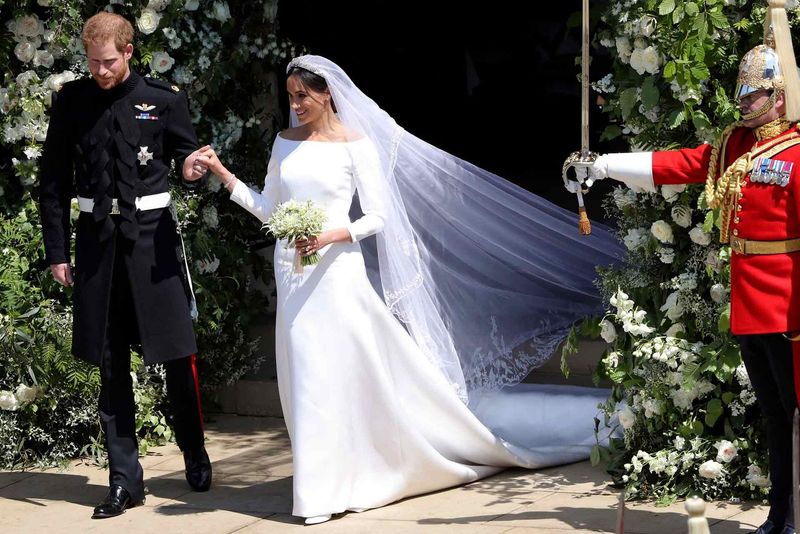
[286,55,622,409]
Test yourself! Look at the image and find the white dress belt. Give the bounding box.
[76,192,171,214]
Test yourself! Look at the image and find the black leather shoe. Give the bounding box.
[184,446,212,492]
[91,484,144,519]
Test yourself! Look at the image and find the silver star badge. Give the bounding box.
[137,146,154,166]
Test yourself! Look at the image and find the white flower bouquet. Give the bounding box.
[265,200,327,273]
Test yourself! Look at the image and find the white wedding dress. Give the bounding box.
[229,134,610,518]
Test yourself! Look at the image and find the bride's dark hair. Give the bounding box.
[287,66,337,112]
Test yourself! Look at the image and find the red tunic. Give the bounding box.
[652,127,800,335]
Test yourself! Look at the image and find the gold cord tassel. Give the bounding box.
[578,207,592,235]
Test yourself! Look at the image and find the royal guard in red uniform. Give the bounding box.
[571,2,799,533]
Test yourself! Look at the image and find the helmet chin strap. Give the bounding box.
[741,90,779,121]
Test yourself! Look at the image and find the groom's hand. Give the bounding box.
[183,145,212,182]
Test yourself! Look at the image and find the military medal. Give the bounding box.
[137,146,154,166]
[751,156,793,187]
[134,103,159,121]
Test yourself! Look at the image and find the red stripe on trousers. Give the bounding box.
[190,354,204,433]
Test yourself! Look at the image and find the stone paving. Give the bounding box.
[0,414,767,533]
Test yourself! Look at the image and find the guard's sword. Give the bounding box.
[562,0,597,235]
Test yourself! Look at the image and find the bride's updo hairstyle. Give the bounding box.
[287,66,337,113]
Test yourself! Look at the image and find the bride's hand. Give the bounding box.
[295,233,328,256]
[198,146,231,179]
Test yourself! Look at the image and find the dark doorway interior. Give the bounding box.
[279,0,618,219]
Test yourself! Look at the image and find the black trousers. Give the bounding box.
[738,333,798,529]
[98,238,204,501]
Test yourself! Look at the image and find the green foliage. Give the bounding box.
[588,0,787,501]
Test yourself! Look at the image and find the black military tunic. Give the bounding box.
[39,71,198,365]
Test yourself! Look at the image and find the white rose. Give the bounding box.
[613,187,637,209]
[623,227,648,251]
[705,249,721,272]
[45,70,76,92]
[137,9,161,35]
[615,36,632,63]
[746,465,771,488]
[657,247,675,264]
[202,206,219,228]
[14,42,36,63]
[185,0,200,10]
[151,51,175,73]
[710,283,728,304]
[699,460,725,479]
[689,225,712,246]
[633,37,647,50]
[661,184,685,203]
[599,319,617,343]
[660,291,684,321]
[147,0,170,10]
[33,49,54,68]
[715,440,738,463]
[15,15,44,38]
[639,15,657,37]
[629,48,646,75]
[671,205,692,228]
[618,406,636,430]
[665,323,685,338]
[0,390,20,411]
[14,384,38,404]
[212,1,232,22]
[650,220,674,244]
[16,70,39,87]
[641,46,661,74]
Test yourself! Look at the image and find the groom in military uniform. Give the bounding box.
[39,12,212,518]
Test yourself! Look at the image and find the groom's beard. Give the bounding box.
[94,65,129,90]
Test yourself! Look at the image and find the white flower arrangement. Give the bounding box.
[265,200,327,270]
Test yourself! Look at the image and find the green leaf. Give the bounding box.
[672,5,684,24]
[722,392,735,404]
[663,61,677,79]
[703,210,715,233]
[667,109,686,128]
[708,8,729,29]
[692,111,712,131]
[620,88,639,121]
[685,2,699,16]
[641,77,660,110]
[692,420,704,435]
[600,125,623,141]
[659,0,676,15]
[690,65,711,81]
[717,303,731,333]
[705,398,724,427]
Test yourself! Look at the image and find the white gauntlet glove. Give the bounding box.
[564,152,655,194]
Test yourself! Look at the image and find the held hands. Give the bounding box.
[183,145,213,182]
[194,146,236,190]
[50,263,73,287]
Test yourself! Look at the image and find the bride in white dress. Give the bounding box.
[201,55,622,524]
